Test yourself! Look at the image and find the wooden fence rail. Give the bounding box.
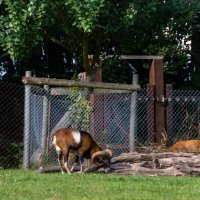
[22,77,141,92]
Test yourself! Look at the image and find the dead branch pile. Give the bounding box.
[85,152,200,176]
[36,152,200,176]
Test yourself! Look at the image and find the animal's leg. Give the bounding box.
[62,148,71,175]
[57,151,65,174]
[78,153,84,173]
[53,137,65,174]
[70,154,79,172]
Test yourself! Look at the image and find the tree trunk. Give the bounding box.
[83,32,90,75]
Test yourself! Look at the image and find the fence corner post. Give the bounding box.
[41,85,50,155]
[129,74,139,152]
[23,71,32,169]
[149,59,164,143]
[147,84,155,144]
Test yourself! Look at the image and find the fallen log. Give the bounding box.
[35,164,107,174]
[100,152,200,176]
[35,152,200,176]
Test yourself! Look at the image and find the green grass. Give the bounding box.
[0,170,200,200]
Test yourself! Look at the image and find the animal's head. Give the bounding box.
[92,148,113,166]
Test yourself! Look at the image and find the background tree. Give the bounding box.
[191,7,200,89]
[0,0,105,79]
[100,0,200,87]
[0,0,200,88]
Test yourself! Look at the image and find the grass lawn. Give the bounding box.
[0,170,200,200]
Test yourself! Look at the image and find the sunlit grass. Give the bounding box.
[0,170,200,200]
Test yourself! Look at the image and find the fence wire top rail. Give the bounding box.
[22,77,141,91]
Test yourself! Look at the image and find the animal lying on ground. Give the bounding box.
[169,139,200,153]
[52,128,112,174]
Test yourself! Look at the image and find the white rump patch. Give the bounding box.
[52,136,61,152]
[72,130,81,144]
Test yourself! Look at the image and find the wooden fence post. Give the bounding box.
[23,71,32,169]
[90,93,105,140]
[147,84,155,144]
[129,74,139,152]
[94,67,102,82]
[41,85,50,155]
[149,59,164,143]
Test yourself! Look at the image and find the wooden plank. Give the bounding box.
[149,59,164,143]
[89,94,105,140]
[94,67,102,82]
[93,89,132,93]
[100,55,164,60]
[147,84,155,144]
[22,77,141,91]
[51,88,132,95]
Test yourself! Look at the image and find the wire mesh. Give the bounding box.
[1,81,156,169]
[2,80,200,169]
[24,86,153,167]
[0,81,24,168]
[167,89,200,146]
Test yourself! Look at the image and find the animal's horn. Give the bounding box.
[92,149,112,166]
[104,148,113,158]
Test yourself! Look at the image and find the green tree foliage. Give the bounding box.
[68,87,92,130]
[190,7,200,89]
[0,0,105,74]
[0,0,49,59]
[115,1,199,83]
[65,0,104,33]
[0,0,200,87]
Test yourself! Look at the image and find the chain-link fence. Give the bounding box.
[22,83,154,169]
[0,80,154,169]
[0,81,24,168]
[167,89,200,146]
[2,80,200,169]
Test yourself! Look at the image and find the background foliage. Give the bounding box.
[0,0,200,87]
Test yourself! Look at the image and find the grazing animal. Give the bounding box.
[52,128,112,174]
[169,140,200,153]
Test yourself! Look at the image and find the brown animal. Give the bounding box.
[169,140,200,153]
[52,128,112,174]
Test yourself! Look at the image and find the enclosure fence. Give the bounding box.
[166,88,200,145]
[1,80,200,169]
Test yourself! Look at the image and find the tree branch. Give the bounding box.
[0,52,9,60]
[49,36,72,52]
